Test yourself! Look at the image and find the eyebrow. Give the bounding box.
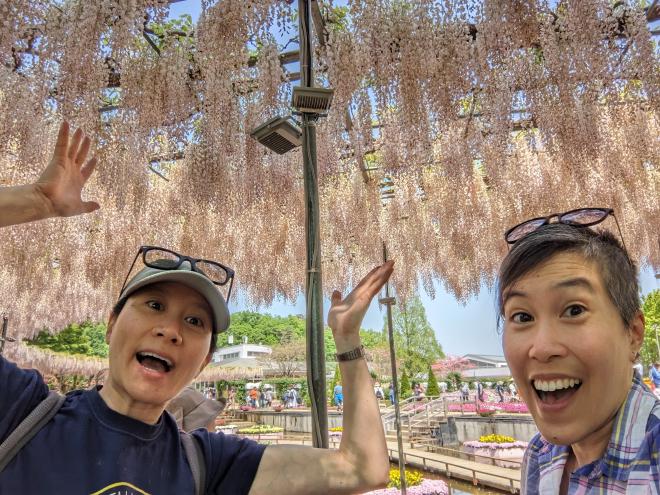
[553,277,596,293]
[503,277,596,305]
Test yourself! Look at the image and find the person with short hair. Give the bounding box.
[333,381,343,411]
[0,122,393,494]
[460,382,469,402]
[495,382,505,402]
[499,210,658,494]
[651,362,660,396]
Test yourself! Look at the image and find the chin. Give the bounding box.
[537,423,582,446]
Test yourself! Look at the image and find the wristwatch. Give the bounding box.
[335,345,365,362]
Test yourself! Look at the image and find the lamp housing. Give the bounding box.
[291,86,334,114]
[250,117,303,155]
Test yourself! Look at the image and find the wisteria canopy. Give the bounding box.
[0,0,658,362]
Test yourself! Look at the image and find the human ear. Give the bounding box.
[628,311,645,359]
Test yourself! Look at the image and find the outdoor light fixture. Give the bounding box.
[291,86,334,114]
[250,117,303,155]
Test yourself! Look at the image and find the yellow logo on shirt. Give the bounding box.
[90,482,151,495]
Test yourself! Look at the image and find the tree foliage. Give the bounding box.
[366,345,395,381]
[399,370,412,399]
[258,338,306,377]
[446,371,463,392]
[640,289,660,367]
[432,355,474,375]
[28,321,108,358]
[220,311,385,358]
[385,296,444,379]
[426,365,440,396]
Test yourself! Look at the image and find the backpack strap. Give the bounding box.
[0,390,65,472]
[180,431,206,495]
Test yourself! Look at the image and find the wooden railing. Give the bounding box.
[386,447,520,494]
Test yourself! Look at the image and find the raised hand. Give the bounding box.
[35,121,99,217]
[328,260,394,341]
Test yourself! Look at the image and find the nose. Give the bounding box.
[152,319,183,345]
[528,319,567,363]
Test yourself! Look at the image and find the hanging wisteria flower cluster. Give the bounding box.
[0,0,658,372]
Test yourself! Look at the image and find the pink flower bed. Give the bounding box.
[364,480,448,495]
[463,441,527,469]
[446,402,528,413]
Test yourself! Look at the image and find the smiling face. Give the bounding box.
[502,252,644,449]
[102,282,214,420]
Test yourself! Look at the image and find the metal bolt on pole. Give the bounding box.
[379,243,407,494]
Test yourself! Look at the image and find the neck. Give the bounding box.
[571,376,636,467]
[99,379,165,425]
[570,416,614,467]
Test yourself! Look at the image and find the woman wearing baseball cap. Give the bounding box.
[0,122,392,494]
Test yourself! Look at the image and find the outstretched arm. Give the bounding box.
[248,261,394,495]
[0,122,99,228]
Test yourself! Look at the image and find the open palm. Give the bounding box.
[328,261,394,338]
[35,122,99,217]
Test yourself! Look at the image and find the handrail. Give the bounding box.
[386,447,520,494]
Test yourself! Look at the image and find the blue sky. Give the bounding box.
[166,1,660,356]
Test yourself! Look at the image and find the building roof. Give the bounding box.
[463,354,507,364]
[461,366,512,379]
[215,357,263,369]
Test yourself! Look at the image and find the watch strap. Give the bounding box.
[335,345,365,362]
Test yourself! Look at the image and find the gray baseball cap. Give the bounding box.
[118,261,230,332]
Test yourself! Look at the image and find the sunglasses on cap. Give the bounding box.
[120,246,235,301]
[504,207,627,252]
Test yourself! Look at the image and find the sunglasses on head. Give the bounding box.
[504,207,627,252]
[120,246,235,301]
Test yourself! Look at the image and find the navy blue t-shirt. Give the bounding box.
[0,356,266,494]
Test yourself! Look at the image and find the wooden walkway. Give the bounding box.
[255,437,520,493]
[386,441,520,494]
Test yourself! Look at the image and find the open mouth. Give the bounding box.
[533,378,581,405]
[136,352,173,373]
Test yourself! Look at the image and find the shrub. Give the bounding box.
[400,371,412,399]
[426,366,440,396]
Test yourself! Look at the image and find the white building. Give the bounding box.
[462,354,508,368]
[212,337,272,364]
[461,354,511,379]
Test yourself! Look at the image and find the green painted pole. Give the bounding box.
[380,243,407,494]
[299,0,328,449]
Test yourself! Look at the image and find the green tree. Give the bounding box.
[399,370,412,399]
[29,321,108,358]
[385,295,444,379]
[446,371,462,392]
[640,289,660,367]
[426,365,440,396]
[218,312,306,348]
[217,311,381,357]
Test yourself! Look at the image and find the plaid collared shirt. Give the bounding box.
[521,375,660,494]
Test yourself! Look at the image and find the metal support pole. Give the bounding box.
[380,243,407,494]
[299,0,328,449]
